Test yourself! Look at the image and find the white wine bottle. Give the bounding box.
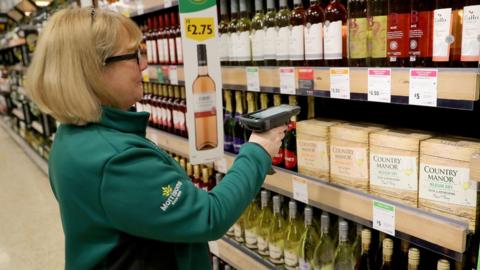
[268,195,286,265]
[244,198,260,249]
[407,247,420,270]
[257,190,272,256]
[379,238,393,270]
[313,212,335,270]
[333,220,354,270]
[192,44,217,150]
[351,224,363,262]
[284,200,304,270]
[233,213,245,243]
[299,206,320,270]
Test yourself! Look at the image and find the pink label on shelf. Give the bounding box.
[368,69,391,76]
[411,69,437,77]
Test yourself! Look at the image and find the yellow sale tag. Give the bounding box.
[185,17,215,42]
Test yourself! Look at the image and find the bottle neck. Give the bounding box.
[267,0,275,10]
[255,0,263,12]
[383,254,392,264]
[279,0,287,8]
[294,0,302,7]
[198,65,208,76]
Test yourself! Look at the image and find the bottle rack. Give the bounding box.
[146,127,470,262]
[145,65,480,110]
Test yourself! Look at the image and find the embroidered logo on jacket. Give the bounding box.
[160,181,183,211]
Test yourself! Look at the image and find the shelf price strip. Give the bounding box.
[368,68,392,103]
[330,68,350,99]
[409,69,438,107]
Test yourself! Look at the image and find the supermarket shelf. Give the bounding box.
[129,0,178,17]
[0,119,48,176]
[214,237,276,270]
[147,128,469,261]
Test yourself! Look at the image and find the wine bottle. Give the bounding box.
[252,0,266,66]
[351,224,363,262]
[193,164,201,188]
[396,240,410,270]
[174,13,183,65]
[151,18,159,64]
[276,0,291,66]
[348,0,369,67]
[229,0,240,66]
[219,0,230,66]
[432,0,453,67]
[387,0,411,67]
[369,0,388,67]
[264,0,277,66]
[299,206,319,270]
[245,92,257,139]
[192,44,217,151]
[268,195,286,265]
[284,96,298,171]
[260,93,269,109]
[407,247,420,270]
[168,13,178,65]
[437,259,450,270]
[233,91,247,154]
[157,16,165,65]
[409,0,434,67]
[257,190,273,257]
[163,14,171,64]
[272,94,285,167]
[212,256,220,270]
[305,0,325,66]
[334,220,354,270]
[200,167,212,191]
[234,213,245,243]
[374,232,386,268]
[379,238,394,270]
[223,90,235,152]
[290,0,307,66]
[237,0,252,66]
[354,229,374,270]
[173,86,181,135]
[179,158,186,171]
[461,0,480,67]
[313,212,335,270]
[146,18,153,64]
[179,87,187,137]
[244,198,260,249]
[450,1,463,67]
[284,200,304,270]
[324,0,348,66]
[166,85,174,133]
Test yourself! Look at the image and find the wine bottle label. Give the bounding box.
[233,223,244,241]
[330,145,368,179]
[289,25,305,61]
[276,26,291,60]
[284,149,297,169]
[410,10,433,58]
[297,140,329,171]
[157,39,164,63]
[193,93,216,117]
[153,106,159,125]
[272,147,285,166]
[160,107,166,126]
[268,243,284,263]
[299,258,312,270]
[284,250,299,268]
[224,135,233,151]
[433,8,453,61]
[419,164,476,207]
[233,136,245,154]
[166,109,173,128]
[387,13,410,58]
[252,29,266,61]
[371,15,388,58]
[370,154,418,191]
[245,229,258,247]
[264,27,277,60]
[257,236,268,254]
[305,22,323,60]
[237,31,251,61]
[219,33,230,61]
[146,40,152,63]
[349,17,368,59]
[163,39,170,63]
[151,40,157,63]
[324,20,343,60]
[461,5,480,61]
[176,37,183,63]
[169,38,176,63]
[179,111,186,128]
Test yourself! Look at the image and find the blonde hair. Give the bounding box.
[25,7,142,125]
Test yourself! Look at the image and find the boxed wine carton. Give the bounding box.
[369,130,432,207]
[419,137,480,231]
[330,123,384,191]
[296,119,343,181]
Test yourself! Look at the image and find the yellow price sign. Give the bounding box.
[185,17,215,42]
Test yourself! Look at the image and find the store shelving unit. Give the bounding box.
[146,127,470,261]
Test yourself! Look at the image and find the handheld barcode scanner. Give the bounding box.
[239,104,301,174]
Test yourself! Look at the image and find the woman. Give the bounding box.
[26,7,286,270]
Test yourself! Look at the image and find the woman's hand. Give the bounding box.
[248,125,288,157]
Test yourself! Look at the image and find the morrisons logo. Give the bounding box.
[160,181,183,211]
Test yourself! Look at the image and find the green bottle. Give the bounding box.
[268,195,286,264]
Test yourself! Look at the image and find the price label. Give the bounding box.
[215,157,228,174]
[409,69,438,107]
[208,241,220,257]
[136,2,144,15]
[169,66,178,85]
[279,67,296,95]
[185,17,215,42]
[246,67,260,92]
[164,0,172,8]
[373,200,396,236]
[330,68,350,99]
[292,176,308,204]
[368,68,391,103]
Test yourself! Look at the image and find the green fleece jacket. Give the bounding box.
[48,106,271,270]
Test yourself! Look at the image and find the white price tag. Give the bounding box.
[279,67,296,95]
[368,68,391,103]
[208,241,220,257]
[373,200,396,236]
[215,157,228,174]
[164,0,172,8]
[330,68,350,99]
[409,69,438,107]
[246,67,260,92]
[292,176,308,204]
[136,2,144,15]
[169,66,178,85]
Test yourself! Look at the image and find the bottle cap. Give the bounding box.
[437,259,450,270]
[288,200,297,218]
[408,248,420,266]
[361,229,371,243]
[383,238,394,257]
[320,212,330,232]
[272,195,280,213]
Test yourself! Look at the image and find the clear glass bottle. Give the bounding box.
[290,0,306,66]
[351,224,363,262]
[219,0,230,66]
[244,198,260,249]
[257,190,273,257]
[324,0,348,66]
[348,0,369,67]
[252,0,266,66]
[264,0,277,66]
[305,0,325,66]
[313,212,335,270]
[369,0,388,67]
[276,0,291,66]
[299,206,320,270]
[268,195,286,265]
[223,90,235,153]
[284,200,304,270]
[228,0,240,66]
[334,220,354,270]
[236,0,252,66]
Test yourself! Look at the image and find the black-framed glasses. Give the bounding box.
[103,49,141,66]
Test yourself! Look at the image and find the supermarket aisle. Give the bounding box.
[0,126,64,269]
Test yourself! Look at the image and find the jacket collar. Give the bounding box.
[99,106,149,136]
